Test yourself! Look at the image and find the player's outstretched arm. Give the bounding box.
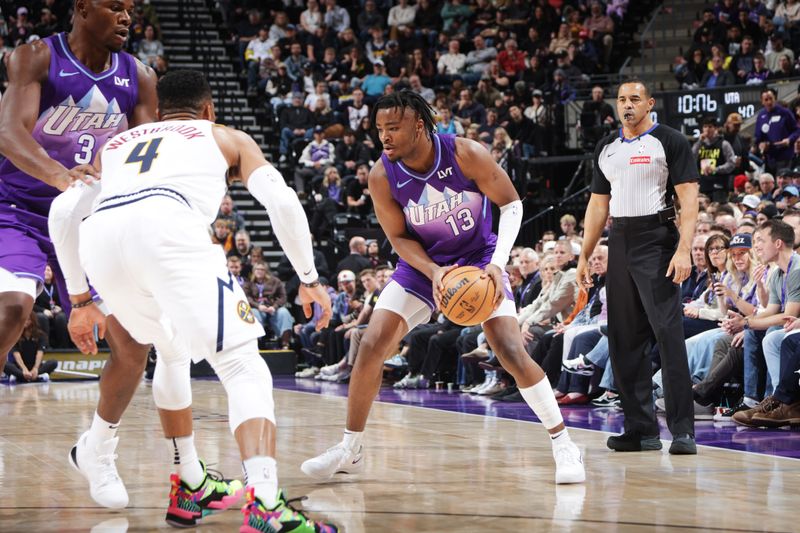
[49,180,105,354]
[0,42,98,191]
[455,137,522,307]
[217,127,332,328]
[48,180,101,298]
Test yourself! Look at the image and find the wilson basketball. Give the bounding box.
[439,266,498,326]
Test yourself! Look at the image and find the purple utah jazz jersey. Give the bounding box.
[381,133,503,310]
[0,32,138,299]
[382,133,497,266]
[0,32,138,215]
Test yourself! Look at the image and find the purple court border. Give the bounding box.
[275,376,800,460]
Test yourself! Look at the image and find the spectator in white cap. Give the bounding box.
[742,194,761,211]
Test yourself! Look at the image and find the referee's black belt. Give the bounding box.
[612,206,676,226]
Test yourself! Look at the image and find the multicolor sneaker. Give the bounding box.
[166,462,244,527]
[241,487,338,533]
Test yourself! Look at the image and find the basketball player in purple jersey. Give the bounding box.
[303,91,585,484]
[0,0,233,514]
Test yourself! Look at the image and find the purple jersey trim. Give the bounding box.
[56,33,120,81]
[396,134,442,180]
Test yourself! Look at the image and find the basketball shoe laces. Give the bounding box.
[322,442,361,464]
[96,450,122,489]
[246,489,311,524]
[553,443,581,466]
[197,466,230,498]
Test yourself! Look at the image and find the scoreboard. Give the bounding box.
[653,85,765,137]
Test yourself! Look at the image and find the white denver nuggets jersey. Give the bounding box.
[94,120,228,223]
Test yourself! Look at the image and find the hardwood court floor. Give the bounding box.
[0,380,797,532]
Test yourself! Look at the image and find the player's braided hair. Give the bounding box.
[369,90,437,136]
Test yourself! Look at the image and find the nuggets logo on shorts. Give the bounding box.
[236,301,255,324]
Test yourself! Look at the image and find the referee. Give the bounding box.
[577,79,699,455]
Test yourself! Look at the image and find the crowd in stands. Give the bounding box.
[676,1,800,89]
[222,0,640,189]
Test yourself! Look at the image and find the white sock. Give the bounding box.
[342,429,363,452]
[242,456,278,508]
[519,378,568,440]
[86,411,119,448]
[549,427,571,445]
[169,433,204,489]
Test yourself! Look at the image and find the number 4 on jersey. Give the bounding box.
[125,137,163,173]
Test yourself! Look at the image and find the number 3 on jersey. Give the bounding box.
[125,137,163,173]
[74,134,95,165]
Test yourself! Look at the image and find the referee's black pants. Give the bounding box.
[607,216,695,437]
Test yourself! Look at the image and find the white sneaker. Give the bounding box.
[393,373,414,389]
[295,366,319,378]
[301,443,364,481]
[478,379,505,396]
[39,373,50,382]
[553,441,585,484]
[320,362,342,376]
[383,354,407,369]
[69,431,129,509]
[471,377,496,395]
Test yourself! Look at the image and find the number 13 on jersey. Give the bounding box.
[445,208,475,236]
[125,137,163,173]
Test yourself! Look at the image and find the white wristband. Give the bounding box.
[490,200,522,269]
[246,164,318,283]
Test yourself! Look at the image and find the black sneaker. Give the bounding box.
[591,391,620,407]
[497,390,525,402]
[491,385,518,400]
[668,434,697,455]
[606,431,662,452]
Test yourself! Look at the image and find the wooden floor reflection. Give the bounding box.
[0,380,797,532]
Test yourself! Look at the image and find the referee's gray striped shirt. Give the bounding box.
[592,124,699,217]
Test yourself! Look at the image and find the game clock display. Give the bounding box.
[653,85,765,137]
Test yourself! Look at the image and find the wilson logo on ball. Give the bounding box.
[439,277,470,308]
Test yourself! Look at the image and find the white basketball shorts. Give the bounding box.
[79,196,264,362]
